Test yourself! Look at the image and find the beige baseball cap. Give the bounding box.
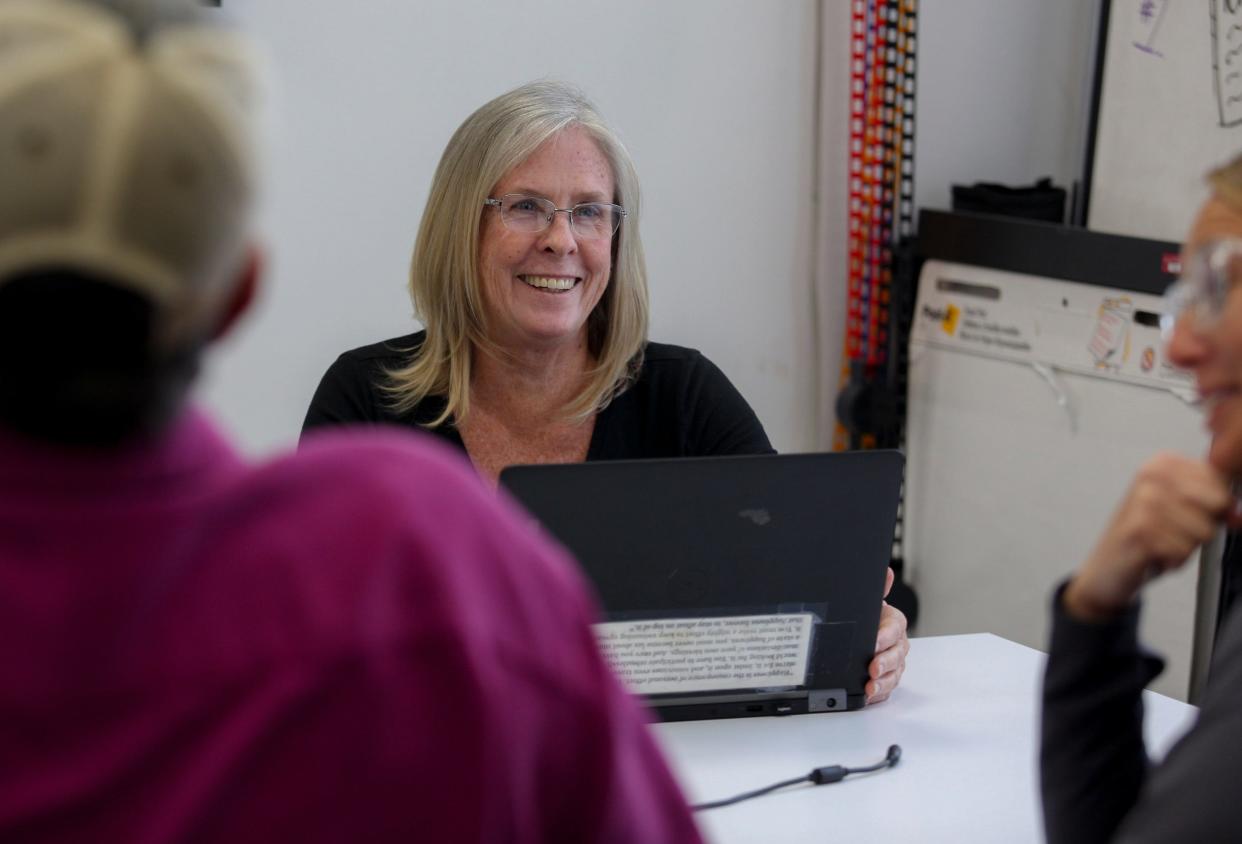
[0,0,265,346]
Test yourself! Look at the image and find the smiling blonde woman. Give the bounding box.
[303,82,772,474]
[302,79,910,705]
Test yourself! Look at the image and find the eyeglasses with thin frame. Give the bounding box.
[483,193,626,239]
[1160,238,1242,342]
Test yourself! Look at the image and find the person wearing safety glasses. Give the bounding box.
[1041,153,1242,843]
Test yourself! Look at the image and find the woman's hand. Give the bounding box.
[867,566,909,704]
[1065,452,1237,622]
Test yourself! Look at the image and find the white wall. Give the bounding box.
[815,0,849,440]
[201,0,820,455]
[914,0,1100,217]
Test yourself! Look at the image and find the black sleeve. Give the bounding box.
[680,352,775,456]
[301,353,388,437]
[1039,582,1162,844]
[1218,531,1242,640]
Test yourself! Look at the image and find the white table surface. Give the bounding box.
[652,633,1198,844]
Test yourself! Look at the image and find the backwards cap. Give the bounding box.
[0,0,264,346]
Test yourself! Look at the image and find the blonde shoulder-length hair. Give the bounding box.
[384,80,649,427]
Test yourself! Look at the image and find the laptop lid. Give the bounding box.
[499,450,904,721]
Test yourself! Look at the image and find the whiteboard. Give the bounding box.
[1089,0,1242,241]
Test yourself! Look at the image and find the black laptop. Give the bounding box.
[499,450,904,722]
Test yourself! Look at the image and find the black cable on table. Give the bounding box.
[691,745,902,812]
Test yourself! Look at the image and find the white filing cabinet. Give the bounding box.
[904,211,1216,700]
